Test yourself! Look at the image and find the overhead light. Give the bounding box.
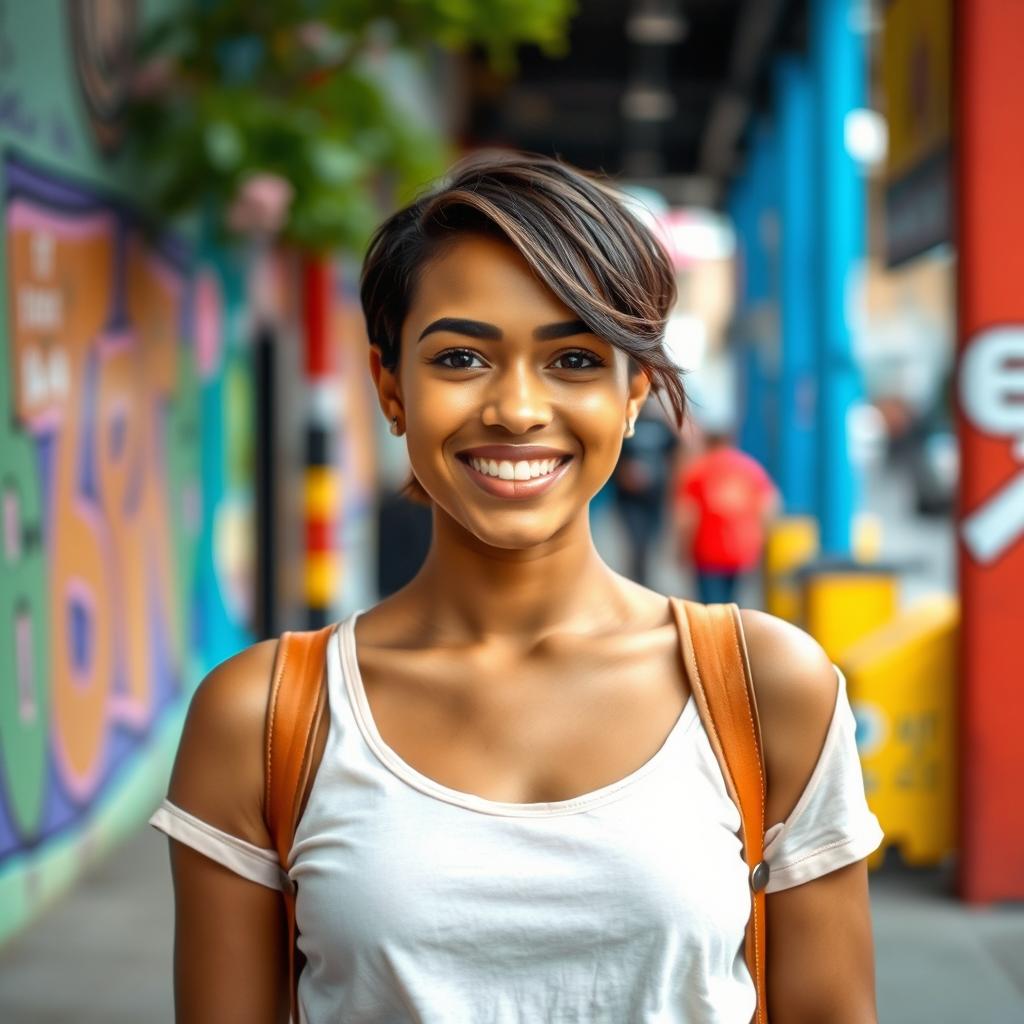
[626,12,688,44]
[845,108,888,166]
[621,86,676,122]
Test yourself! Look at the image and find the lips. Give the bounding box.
[456,444,577,499]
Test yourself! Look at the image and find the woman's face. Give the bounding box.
[372,232,650,550]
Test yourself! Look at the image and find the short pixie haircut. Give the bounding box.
[360,151,685,505]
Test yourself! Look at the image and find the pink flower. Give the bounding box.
[226,172,295,236]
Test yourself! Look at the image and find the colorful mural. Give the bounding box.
[0,0,259,945]
[0,153,205,940]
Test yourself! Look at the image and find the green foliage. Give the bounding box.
[124,0,575,253]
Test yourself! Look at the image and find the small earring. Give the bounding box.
[624,417,636,438]
[389,416,401,436]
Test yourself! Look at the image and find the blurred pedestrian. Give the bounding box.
[611,401,679,584]
[674,430,780,604]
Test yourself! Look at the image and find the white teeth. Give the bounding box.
[468,456,565,480]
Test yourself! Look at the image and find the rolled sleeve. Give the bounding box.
[762,666,884,893]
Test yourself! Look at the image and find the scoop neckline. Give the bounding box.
[337,607,699,818]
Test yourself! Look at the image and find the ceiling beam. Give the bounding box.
[698,0,791,181]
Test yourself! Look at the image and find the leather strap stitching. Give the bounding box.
[265,634,291,829]
[727,609,765,825]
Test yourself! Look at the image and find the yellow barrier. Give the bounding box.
[763,517,819,622]
[799,561,900,662]
[838,594,959,869]
[853,512,883,562]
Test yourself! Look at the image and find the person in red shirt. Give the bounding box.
[674,432,780,605]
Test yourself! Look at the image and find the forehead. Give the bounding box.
[407,233,576,324]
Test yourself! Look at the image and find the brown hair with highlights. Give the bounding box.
[360,150,684,505]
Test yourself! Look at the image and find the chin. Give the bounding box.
[458,509,568,551]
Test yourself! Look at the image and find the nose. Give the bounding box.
[480,359,554,434]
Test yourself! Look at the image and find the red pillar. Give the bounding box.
[954,0,1024,902]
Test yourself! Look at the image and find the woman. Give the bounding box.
[151,152,883,1023]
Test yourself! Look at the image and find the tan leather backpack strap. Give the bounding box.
[669,597,769,1024]
[264,624,334,1024]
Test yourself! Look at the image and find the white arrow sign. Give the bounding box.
[962,470,1024,564]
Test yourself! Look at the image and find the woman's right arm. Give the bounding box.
[164,639,290,1024]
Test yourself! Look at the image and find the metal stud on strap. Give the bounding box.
[750,860,771,892]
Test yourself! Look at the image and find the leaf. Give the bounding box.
[204,121,245,171]
[308,141,365,186]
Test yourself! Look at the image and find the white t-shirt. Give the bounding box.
[150,608,883,1023]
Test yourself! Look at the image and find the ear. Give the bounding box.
[369,345,404,428]
[625,366,652,426]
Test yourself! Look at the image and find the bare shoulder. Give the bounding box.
[737,608,838,724]
[167,638,280,849]
[738,608,840,827]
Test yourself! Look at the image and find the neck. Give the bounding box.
[398,505,633,645]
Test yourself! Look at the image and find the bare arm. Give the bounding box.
[165,639,290,1024]
[741,610,879,1024]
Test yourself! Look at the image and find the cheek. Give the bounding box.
[571,388,630,462]
[400,375,469,483]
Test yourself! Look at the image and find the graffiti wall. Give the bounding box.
[0,2,255,942]
[0,154,196,940]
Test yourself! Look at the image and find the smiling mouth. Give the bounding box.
[457,453,572,480]
[455,453,574,498]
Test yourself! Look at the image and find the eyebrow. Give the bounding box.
[535,319,593,341]
[416,317,593,343]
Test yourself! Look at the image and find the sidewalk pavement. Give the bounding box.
[870,854,1024,1022]
[0,824,174,1023]
[1,815,1022,1023]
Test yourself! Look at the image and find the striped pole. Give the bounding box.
[301,255,341,629]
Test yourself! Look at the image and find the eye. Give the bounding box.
[550,349,606,370]
[429,348,487,370]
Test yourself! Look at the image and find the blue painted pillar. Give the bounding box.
[810,0,866,554]
[730,162,759,458]
[775,56,817,515]
[734,120,779,473]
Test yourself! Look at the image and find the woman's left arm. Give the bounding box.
[740,609,880,1024]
